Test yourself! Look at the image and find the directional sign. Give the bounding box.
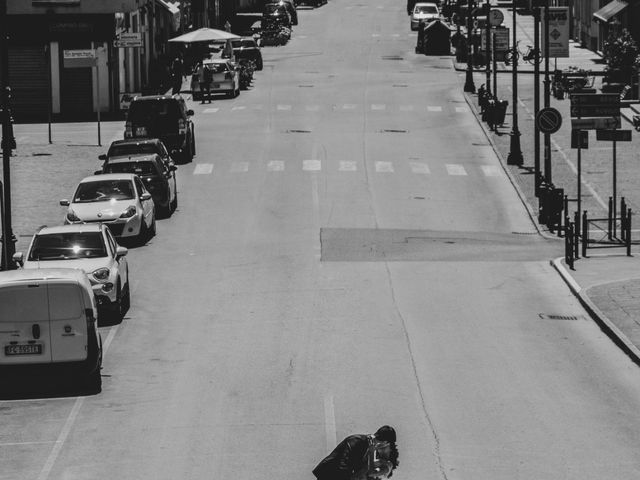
[481,28,509,52]
[63,49,96,68]
[571,117,621,130]
[571,129,588,149]
[570,93,620,106]
[570,105,620,118]
[536,107,562,134]
[114,32,143,48]
[596,129,632,142]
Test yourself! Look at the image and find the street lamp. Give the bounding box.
[507,0,523,165]
[463,0,476,93]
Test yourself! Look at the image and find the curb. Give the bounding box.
[550,257,640,367]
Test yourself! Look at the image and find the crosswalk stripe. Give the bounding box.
[410,162,430,174]
[267,160,284,171]
[481,165,502,177]
[455,106,470,113]
[303,160,321,171]
[343,104,357,110]
[446,164,467,176]
[193,163,213,175]
[232,106,246,111]
[203,108,219,113]
[230,162,249,173]
[339,161,357,171]
[427,106,443,112]
[277,104,292,111]
[375,161,394,173]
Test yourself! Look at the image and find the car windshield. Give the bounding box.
[416,5,438,13]
[127,100,180,124]
[232,40,256,48]
[73,180,135,203]
[206,63,228,74]
[105,161,157,176]
[28,232,107,261]
[265,4,285,14]
[108,143,160,157]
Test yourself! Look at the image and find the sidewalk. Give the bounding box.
[455,7,640,365]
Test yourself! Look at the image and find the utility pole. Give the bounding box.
[0,0,16,270]
[507,0,523,165]
[464,0,476,93]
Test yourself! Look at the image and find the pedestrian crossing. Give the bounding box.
[197,104,472,114]
[191,161,505,177]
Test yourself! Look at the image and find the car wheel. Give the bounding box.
[257,59,263,71]
[148,214,156,240]
[159,201,172,219]
[111,281,124,321]
[234,85,240,97]
[190,130,196,157]
[121,280,130,314]
[171,191,178,212]
[84,367,102,394]
[136,220,148,246]
[227,89,234,98]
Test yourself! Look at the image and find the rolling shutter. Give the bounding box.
[8,46,49,122]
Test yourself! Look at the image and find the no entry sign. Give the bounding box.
[536,107,562,134]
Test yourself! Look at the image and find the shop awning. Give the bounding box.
[593,0,628,23]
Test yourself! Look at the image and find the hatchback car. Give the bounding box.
[100,154,178,218]
[411,2,440,30]
[125,95,196,164]
[60,173,156,245]
[13,224,130,323]
[191,58,240,99]
[100,138,174,168]
[222,37,264,70]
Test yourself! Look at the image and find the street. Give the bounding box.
[3,2,640,480]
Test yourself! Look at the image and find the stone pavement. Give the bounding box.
[453,6,640,364]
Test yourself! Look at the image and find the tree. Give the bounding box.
[602,28,639,84]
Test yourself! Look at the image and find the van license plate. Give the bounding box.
[5,345,43,355]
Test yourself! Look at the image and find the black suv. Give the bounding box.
[223,37,264,70]
[125,95,196,164]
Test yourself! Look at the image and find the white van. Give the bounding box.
[0,268,103,392]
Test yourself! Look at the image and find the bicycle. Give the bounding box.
[504,41,543,65]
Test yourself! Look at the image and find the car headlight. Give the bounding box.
[120,205,137,218]
[67,209,81,222]
[91,267,110,282]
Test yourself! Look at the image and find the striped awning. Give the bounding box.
[593,0,628,23]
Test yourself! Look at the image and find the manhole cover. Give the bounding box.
[381,56,403,60]
[539,314,585,321]
[380,129,408,133]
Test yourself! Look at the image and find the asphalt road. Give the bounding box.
[3,2,640,480]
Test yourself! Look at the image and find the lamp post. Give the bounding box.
[543,1,551,183]
[533,4,541,194]
[463,0,476,93]
[0,0,16,270]
[507,0,523,165]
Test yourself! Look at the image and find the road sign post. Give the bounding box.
[571,129,588,224]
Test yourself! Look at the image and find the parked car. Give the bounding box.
[99,153,178,218]
[191,58,240,99]
[13,224,130,323]
[263,2,292,26]
[297,0,326,7]
[124,94,195,164]
[99,138,175,168]
[60,173,156,245]
[222,36,264,70]
[411,2,440,30]
[0,268,103,392]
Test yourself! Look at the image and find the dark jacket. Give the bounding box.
[313,434,370,480]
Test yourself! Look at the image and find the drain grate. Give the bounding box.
[286,129,311,133]
[539,314,584,321]
[382,55,403,60]
[380,129,408,133]
[298,84,314,88]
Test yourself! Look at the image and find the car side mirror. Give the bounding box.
[98,154,107,160]
[115,246,128,258]
[186,109,194,116]
[12,252,24,267]
[140,192,152,201]
[60,199,70,206]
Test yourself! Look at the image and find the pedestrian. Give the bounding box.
[198,62,213,104]
[171,54,185,95]
[312,425,399,480]
[224,20,232,32]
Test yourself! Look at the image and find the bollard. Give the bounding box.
[627,209,632,256]
[565,221,574,270]
[574,211,580,259]
[582,210,588,258]
[608,197,613,240]
[621,197,627,241]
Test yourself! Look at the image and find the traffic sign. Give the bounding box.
[596,129,632,142]
[63,49,96,68]
[488,9,504,26]
[570,105,620,118]
[571,117,621,130]
[536,107,562,134]
[570,93,620,107]
[571,129,588,149]
[114,32,142,48]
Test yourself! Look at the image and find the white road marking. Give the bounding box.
[231,162,249,173]
[410,162,430,174]
[376,161,394,173]
[303,160,321,171]
[193,163,213,175]
[277,104,292,111]
[0,441,57,446]
[446,164,467,176]
[343,104,357,110]
[427,106,443,112]
[391,33,400,37]
[203,107,219,113]
[340,161,357,171]
[455,106,470,113]
[372,34,381,37]
[481,165,502,177]
[231,106,246,111]
[371,104,386,111]
[324,395,337,451]
[267,160,284,171]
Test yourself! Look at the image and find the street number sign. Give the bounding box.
[596,129,632,142]
[488,9,504,27]
[570,93,620,106]
[571,117,621,130]
[570,129,588,149]
[536,107,562,134]
[570,105,620,118]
